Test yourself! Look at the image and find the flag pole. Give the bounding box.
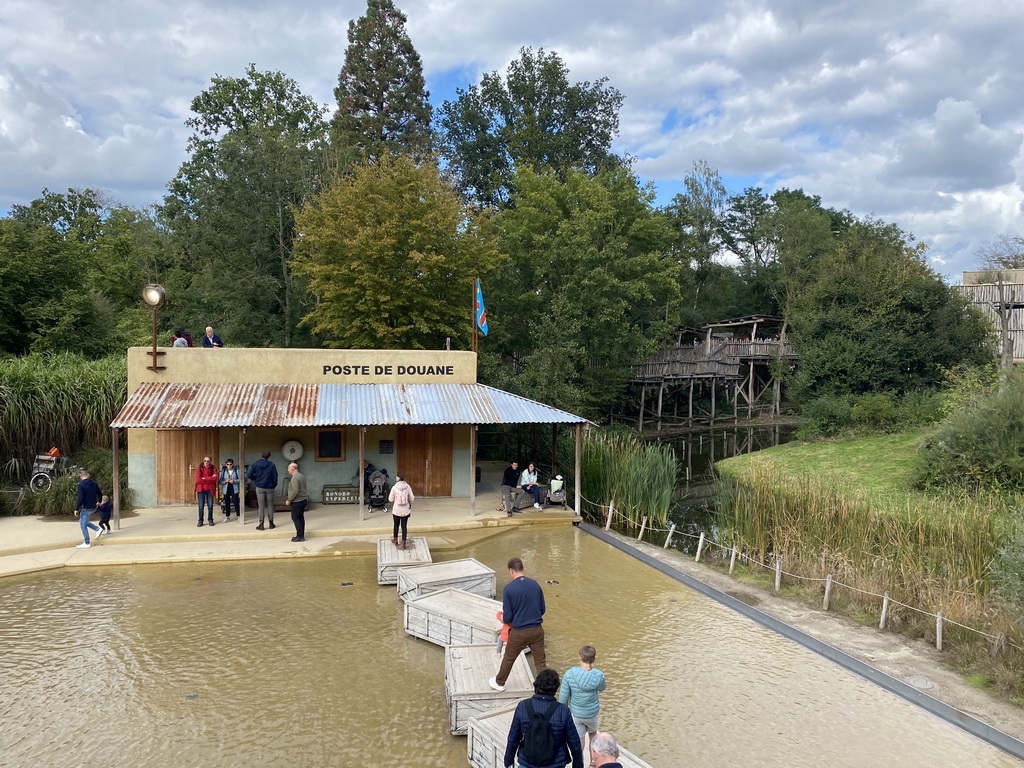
[472,277,478,353]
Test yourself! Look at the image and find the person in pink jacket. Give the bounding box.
[388,475,415,549]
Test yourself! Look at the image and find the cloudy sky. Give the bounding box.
[2,0,1022,279]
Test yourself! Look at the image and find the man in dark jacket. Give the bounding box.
[490,557,546,691]
[500,460,520,516]
[247,451,279,530]
[504,668,583,768]
[74,468,103,548]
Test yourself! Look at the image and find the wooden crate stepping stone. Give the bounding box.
[376,537,431,585]
[467,702,653,768]
[396,558,496,601]
[404,588,503,648]
[445,643,534,736]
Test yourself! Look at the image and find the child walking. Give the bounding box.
[97,495,113,534]
[558,645,607,754]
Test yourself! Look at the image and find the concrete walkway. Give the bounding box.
[0,467,578,579]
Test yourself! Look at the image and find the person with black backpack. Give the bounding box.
[503,668,584,768]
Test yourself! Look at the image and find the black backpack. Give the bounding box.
[520,699,559,766]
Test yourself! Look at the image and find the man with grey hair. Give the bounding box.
[73,468,102,548]
[589,732,623,767]
[285,462,308,542]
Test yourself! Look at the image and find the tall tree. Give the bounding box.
[161,65,329,347]
[788,219,991,398]
[332,0,433,162]
[978,235,1024,270]
[484,165,678,415]
[438,48,624,208]
[292,154,500,349]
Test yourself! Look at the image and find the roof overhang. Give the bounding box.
[111,382,588,429]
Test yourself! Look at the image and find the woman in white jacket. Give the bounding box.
[388,475,415,549]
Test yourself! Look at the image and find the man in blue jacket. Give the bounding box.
[74,468,103,548]
[246,451,278,530]
[490,556,546,691]
[503,668,583,768]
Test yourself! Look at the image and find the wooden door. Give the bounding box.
[156,429,220,505]
[397,426,452,496]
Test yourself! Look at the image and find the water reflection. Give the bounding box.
[0,526,1017,767]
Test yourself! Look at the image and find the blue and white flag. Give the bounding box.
[474,278,489,336]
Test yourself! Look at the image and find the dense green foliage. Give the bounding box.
[438,47,624,207]
[332,0,433,161]
[915,369,1024,494]
[579,429,677,529]
[15,447,135,517]
[0,354,127,479]
[293,154,500,349]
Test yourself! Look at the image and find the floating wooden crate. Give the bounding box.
[396,558,496,601]
[445,643,534,736]
[377,537,431,585]
[467,702,653,768]
[404,589,503,648]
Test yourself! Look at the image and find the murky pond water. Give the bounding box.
[0,526,1017,767]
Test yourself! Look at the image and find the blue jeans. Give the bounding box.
[197,490,214,522]
[79,509,99,544]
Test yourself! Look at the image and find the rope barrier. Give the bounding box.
[582,495,1023,654]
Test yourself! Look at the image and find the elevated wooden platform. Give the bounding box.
[445,643,534,736]
[397,558,496,601]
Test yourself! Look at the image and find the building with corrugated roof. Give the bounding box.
[111,347,587,514]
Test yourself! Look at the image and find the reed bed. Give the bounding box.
[580,431,677,529]
[0,353,127,481]
[717,455,1014,634]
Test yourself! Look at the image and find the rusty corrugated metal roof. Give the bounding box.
[111,383,587,428]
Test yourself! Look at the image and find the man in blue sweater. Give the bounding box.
[489,557,546,691]
[74,468,103,548]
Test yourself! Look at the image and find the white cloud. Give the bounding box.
[0,0,1023,276]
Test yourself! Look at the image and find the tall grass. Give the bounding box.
[579,430,677,529]
[719,456,1012,630]
[0,353,127,481]
[15,447,135,517]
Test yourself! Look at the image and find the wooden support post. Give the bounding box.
[710,379,716,424]
[936,612,944,651]
[729,545,738,574]
[574,424,583,515]
[358,427,366,522]
[823,574,833,611]
[663,523,676,549]
[604,498,615,531]
[239,428,246,526]
[688,380,694,425]
[695,531,705,562]
[656,382,664,432]
[637,515,647,541]
[638,385,645,431]
[469,425,477,517]
[879,591,890,630]
[774,558,782,592]
[110,427,120,531]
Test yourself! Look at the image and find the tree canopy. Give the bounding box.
[332,0,433,162]
[438,47,624,208]
[292,154,500,349]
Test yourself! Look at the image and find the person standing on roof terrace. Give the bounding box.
[201,326,222,347]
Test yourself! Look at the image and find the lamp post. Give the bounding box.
[142,284,166,372]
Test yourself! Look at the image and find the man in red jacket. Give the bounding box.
[195,456,218,527]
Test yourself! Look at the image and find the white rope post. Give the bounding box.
[729,545,738,574]
[663,523,676,549]
[695,532,706,562]
[936,612,944,651]
[823,574,833,611]
[774,558,782,592]
[604,499,615,532]
[637,515,647,541]
[879,591,890,630]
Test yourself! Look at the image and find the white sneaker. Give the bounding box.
[534,503,542,510]
[76,543,91,549]
[95,529,103,537]
[487,676,505,692]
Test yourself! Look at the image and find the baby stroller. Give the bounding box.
[545,475,568,510]
[367,470,390,513]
